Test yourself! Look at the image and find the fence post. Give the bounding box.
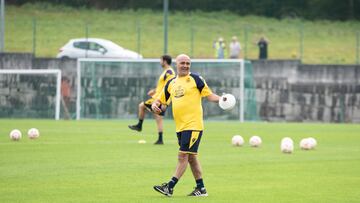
[85,23,89,58]
[0,0,5,52]
[163,0,169,54]
[136,19,141,57]
[299,23,304,62]
[190,19,194,58]
[356,31,359,64]
[244,25,248,59]
[32,17,37,56]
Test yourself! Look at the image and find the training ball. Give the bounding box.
[219,94,236,110]
[138,139,146,144]
[28,128,40,139]
[281,137,294,153]
[231,135,244,146]
[10,129,22,141]
[307,137,317,149]
[300,138,312,150]
[249,135,262,147]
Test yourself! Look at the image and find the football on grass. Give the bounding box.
[28,128,40,139]
[249,135,262,147]
[232,135,244,146]
[10,129,22,141]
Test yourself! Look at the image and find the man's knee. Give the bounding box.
[139,102,145,109]
[178,153,188,163]
[188,154,197,164]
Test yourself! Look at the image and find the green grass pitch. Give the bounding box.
[0,119,359,202]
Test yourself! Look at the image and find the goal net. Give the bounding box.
[76,59,258,122]
[0,69,62,120]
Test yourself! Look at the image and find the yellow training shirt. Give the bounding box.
[159,72,213,132]
[152,67,175,99]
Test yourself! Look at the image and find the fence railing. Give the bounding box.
[4,18,360,64]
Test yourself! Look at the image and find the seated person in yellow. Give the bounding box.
[128,55,175,144]
[152,54,220,197]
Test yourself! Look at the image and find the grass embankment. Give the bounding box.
[5,3,360,64]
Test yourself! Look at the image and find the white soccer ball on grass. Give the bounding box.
[231,135,244,146]
[28,128,40,139]
[300,138,312,150]
[307,137,317,149]
[249,135,262,147]
[281,137,294,153]
[219,93,236,110]
[10,129,22,141]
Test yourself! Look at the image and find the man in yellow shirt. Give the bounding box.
[152,54,220,197]
[128,55,175,144]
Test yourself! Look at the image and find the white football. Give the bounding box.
[138,139,146,144]
[219,94,236,110]
[231,135,244,146]
[28,128,40,139]
[307,137,317,149]
[281,137,294,153]
[249,135,262,147]
[300,138,312,150]
[10,129,22,141]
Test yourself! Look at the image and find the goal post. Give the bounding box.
[0,69,62,120]
[76,58,248,122]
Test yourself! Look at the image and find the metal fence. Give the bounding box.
[4,17,360,64]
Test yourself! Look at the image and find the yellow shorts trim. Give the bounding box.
[179,150,198,155]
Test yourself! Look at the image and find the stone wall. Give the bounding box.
[251,60,360,122]
[1,53,359,122]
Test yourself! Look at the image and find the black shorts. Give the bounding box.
[177,130,203,154]
[144,98,165,116]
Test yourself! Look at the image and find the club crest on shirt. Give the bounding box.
[174,85,185,98]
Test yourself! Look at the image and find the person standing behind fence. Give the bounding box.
[229,36,241,59]
[213,37,227,59]
[256,36,270,59]
[61,76,71,119]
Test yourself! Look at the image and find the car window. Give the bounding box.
[89,42,106,52]
[73,41,89,50]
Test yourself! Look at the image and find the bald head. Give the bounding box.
[176,54,190,61]
[176,54,191,77]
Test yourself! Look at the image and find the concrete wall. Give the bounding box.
[1,53,359,122]
[251,60,360,122]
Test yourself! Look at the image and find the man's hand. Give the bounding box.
[151,100,163,114]
[206,93,220,103]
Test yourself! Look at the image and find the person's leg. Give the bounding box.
[188,154,202,181]
[154,131,193,196]
[128,102,146,131]
[154,114,163,144]
[173,152,189,179]
[153,152,189,196]
[189,155,204,187]
[188,154,207,196]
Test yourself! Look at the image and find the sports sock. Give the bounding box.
[138,119,143,127]
[196,178,204,189]
[158,132,163,141]
[168,177,178,189]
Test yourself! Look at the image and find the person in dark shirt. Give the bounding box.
[257,36,270,59]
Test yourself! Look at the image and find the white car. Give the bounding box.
[57,38,143,59]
